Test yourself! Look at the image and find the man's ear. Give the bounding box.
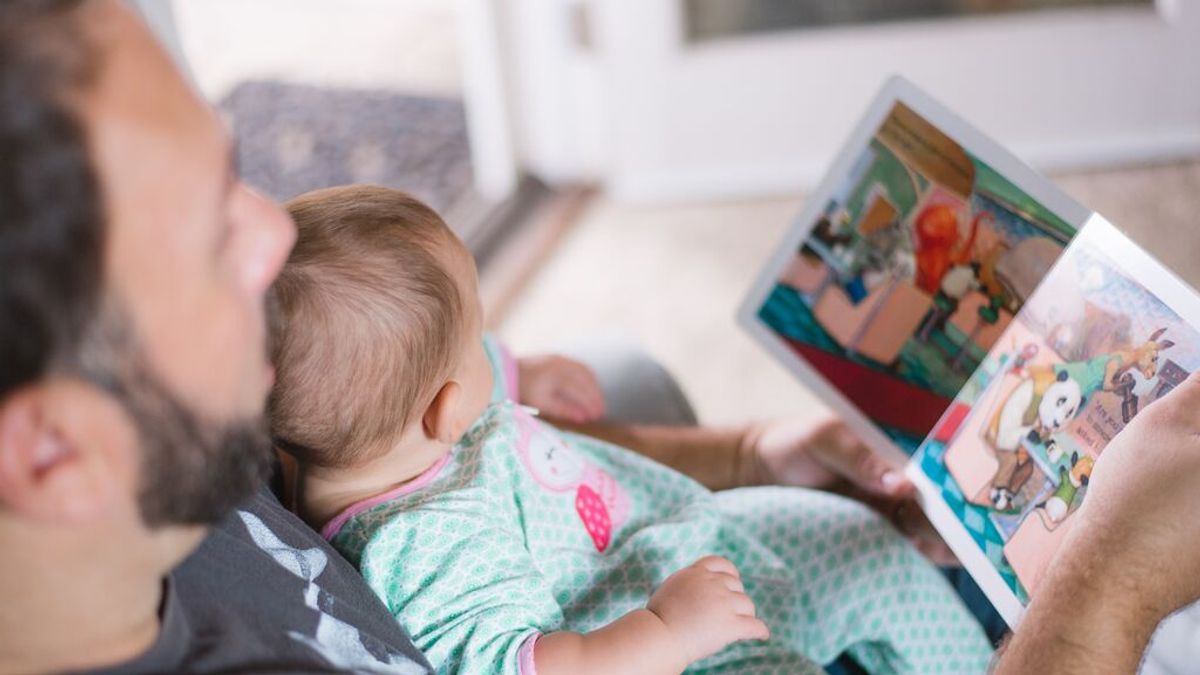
[422,381,465,444]
[0,383,125,524]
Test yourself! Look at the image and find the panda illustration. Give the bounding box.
[987,367,1083,453]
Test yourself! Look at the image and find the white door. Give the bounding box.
[577,0,1199,203]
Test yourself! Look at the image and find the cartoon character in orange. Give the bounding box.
[913,204,992,295]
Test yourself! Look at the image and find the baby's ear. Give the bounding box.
[422,381,464,444]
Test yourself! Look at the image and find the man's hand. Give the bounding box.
[517,355,606,424]
[646,556,770,666]
[746,413,905,494]
[1068,370,1200,618]
[995,371,1200,674]
[745,413,958,565]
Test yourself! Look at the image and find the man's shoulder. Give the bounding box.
[162,485,431,674]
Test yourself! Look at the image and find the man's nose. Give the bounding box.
[237,185,297,295]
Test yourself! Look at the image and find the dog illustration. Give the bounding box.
[988,447,1036,512]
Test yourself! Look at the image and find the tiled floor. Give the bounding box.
[496,160,1200,427]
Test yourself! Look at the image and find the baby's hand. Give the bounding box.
[646,556,770,665]
[516,354,606,423]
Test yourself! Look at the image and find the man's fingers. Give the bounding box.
[878,468,914,497]
[895,497,928,534]
[821,436,911,497]
[852,446,913,497]
[859,451,913,497]
[911,535,959,567]
[896,503,959,566]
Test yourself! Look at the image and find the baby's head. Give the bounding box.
[269,185,493,472]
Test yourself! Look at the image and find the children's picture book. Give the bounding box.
[907,217,1200,625]
[738,76,1200,627]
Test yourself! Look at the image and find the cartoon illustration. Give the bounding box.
[1096,327,1175,422]
[913,205,989,295]
[985,327,1173,457]
[986,366,1082,452]
[1045,438,1065,464]
[916,262,981,341]
[1034,451,1095,528]
[988,447,1036,512]
[914,239,1200,603]
[758,102,1073,446]
[515,408,629,552]
[519,419,588,491]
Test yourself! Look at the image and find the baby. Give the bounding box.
[269,185,992,674]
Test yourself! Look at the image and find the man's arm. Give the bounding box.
[555,414,908,496]
[549,419,754,491]
[990,528,1162,674]
[994,371,1200,673]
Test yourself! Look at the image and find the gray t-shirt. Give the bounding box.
[86,486,431,674]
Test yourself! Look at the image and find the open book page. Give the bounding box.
[909,215,1200,626]
[741,81,1081,460]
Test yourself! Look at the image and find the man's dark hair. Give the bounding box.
[0,1,274,527]
[0,0,104,398]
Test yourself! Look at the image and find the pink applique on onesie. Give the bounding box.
[514,406,629,552]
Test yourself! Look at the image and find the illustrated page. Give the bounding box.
[754,102,1075,451]
[911,216,1200,621]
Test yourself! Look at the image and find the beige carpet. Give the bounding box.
[495,159,1200,427]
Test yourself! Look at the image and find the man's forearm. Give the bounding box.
[992,533,1163,674]
[553,420,758,491]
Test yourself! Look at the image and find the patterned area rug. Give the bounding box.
[220,80,473,214]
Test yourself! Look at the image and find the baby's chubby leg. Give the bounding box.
[715,487,993,674]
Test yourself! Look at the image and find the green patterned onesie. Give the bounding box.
[326,338,992,674]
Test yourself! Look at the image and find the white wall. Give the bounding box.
[501,0,610,185]
[506,0,1200,204]
[171,0,462,103]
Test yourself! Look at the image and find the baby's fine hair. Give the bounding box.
[270,185,465,469]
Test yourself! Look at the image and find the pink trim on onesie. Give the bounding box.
[498,341,520,401]
[320,453,453,541]
[517,632,541,675]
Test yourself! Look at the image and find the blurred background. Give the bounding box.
[138,0,1199,427]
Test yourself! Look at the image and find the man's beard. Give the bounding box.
[76,305,273,528]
